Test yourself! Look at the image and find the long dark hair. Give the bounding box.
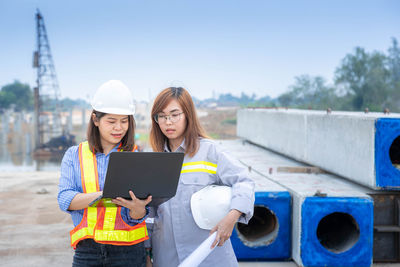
[86,110,135,153]
[150,87,208,157]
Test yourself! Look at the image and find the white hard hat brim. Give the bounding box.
[91,106,135,116]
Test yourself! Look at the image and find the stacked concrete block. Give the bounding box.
[231,166,291,260]
[222,140,373,267]
[237,109,400,190]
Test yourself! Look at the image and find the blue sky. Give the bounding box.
[0,0,399,102]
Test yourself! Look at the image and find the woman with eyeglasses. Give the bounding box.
[146,87,255,266]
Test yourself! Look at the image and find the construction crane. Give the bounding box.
[32,9,74,155]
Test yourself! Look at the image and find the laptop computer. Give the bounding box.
[89,151,184,207]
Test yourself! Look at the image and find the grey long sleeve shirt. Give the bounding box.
[147,138,255,267]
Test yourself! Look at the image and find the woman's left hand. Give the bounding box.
[112,190,152,219]
[210,209,242,248]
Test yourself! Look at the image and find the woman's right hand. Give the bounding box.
[68,191,103,210]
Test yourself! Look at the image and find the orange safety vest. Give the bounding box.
[70,141,148,248]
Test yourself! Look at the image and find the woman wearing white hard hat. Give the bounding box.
[58,80,151,266]
[147,87,255,266]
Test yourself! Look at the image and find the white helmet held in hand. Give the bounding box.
[191,185,232,230]
[91,80,136,115]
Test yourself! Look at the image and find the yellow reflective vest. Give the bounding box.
[70,141,148,248]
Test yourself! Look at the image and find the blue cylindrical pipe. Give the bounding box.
[231,191,291,261]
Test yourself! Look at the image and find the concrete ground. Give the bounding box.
[0,172,398,267]
[0,171,73,266]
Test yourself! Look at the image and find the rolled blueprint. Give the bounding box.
[178,232,218,267]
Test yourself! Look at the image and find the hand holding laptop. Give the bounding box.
[112,190,152,219]
[88,151,184,208]
[89,151,184,207]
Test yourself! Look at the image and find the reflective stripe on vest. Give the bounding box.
[181,161,217,174]
[70,141,147,248]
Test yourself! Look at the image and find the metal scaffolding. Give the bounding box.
[32,9,62,149]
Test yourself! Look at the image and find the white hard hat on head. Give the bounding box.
[91,80,135,115]
[191,185,232,230]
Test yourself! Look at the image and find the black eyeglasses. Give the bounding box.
[154,112,184,124]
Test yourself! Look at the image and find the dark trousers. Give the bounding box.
[72,239,146,267]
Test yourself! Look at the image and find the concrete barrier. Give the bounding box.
[221,140,373,267]
[237,108,400,190]
[219,140,291,260]
[234,173,291,260]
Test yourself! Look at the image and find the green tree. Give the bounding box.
[334,47,390,111]
[0,81,33,112]
[387,37,400,111]
[278,75,338,109]
[277,91,295,107]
